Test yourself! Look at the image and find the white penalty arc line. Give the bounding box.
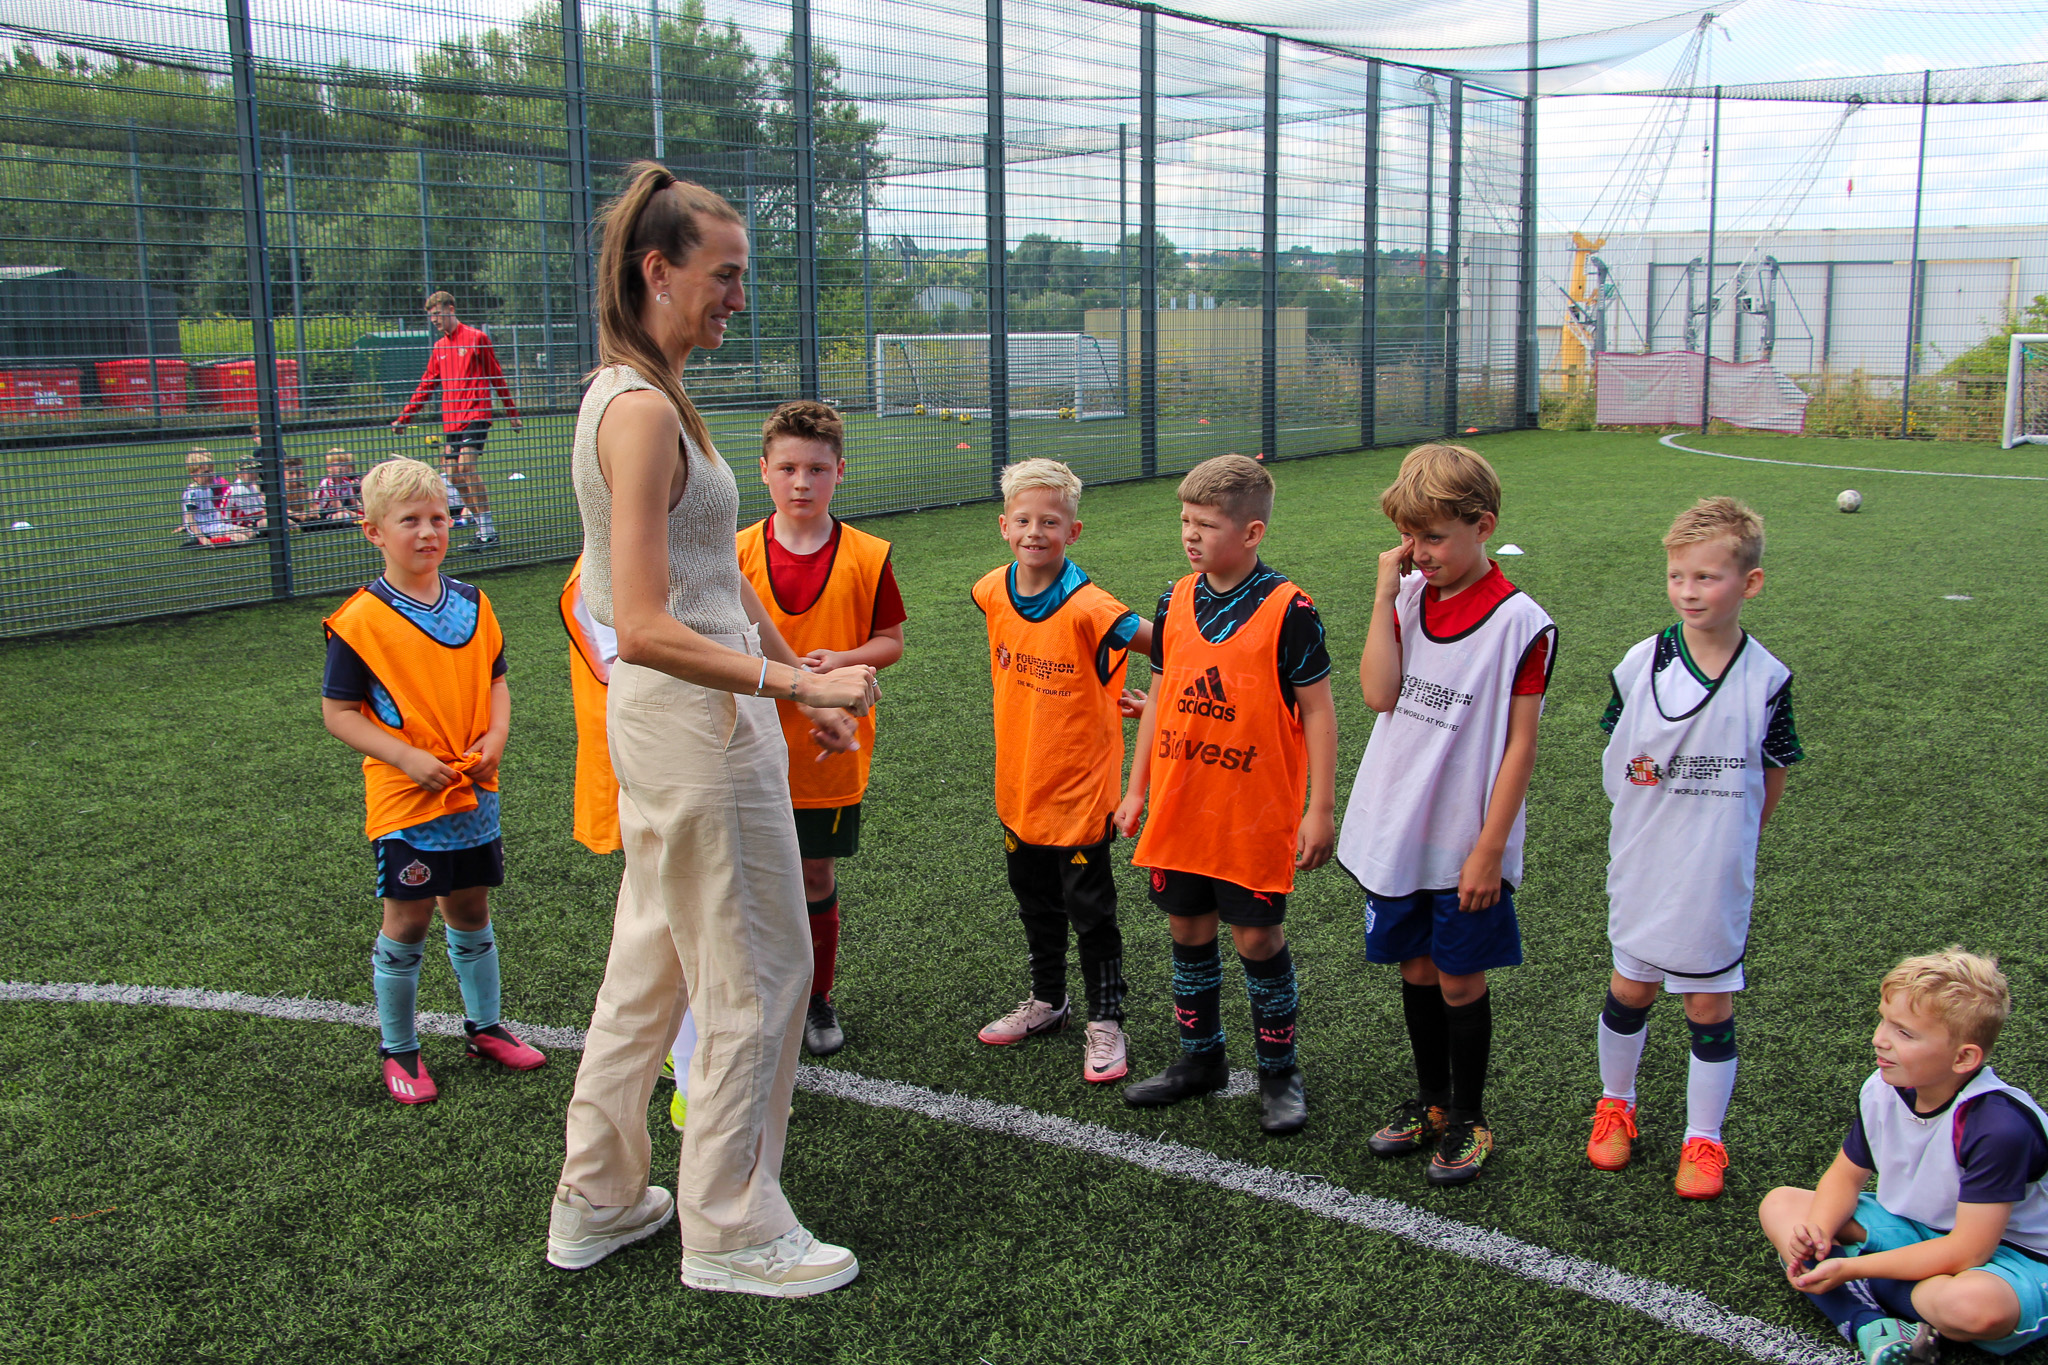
[2,980,1852,1365]
[1659,432,2048,481]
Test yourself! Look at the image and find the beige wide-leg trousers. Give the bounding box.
[558,632,811,1254]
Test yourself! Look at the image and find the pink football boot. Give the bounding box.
[465,1022,548,1070]
[381,1049,439,1104]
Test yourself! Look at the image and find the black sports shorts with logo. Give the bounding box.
[793,803,862,860]
[1146,866,1287,927]
[374,835,505,901]
[444,419,491,458]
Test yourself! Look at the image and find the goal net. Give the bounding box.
[2002,334,2048,449]
[873,333,1125,420]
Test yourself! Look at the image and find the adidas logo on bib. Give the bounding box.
[1176,666,1236,721]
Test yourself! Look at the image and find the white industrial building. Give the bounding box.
[1532,223,2048,384]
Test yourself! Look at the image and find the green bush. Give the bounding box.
[178,315,384,406]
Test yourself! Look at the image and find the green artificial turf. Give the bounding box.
[5,428,2047,1362]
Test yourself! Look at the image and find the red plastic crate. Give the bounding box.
[95,357,190,413]
[194,358,302,414]
[0,367,82,418]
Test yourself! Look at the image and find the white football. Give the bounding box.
[1837,489,1863,513]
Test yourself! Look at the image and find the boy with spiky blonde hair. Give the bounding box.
[972,458,1151,1086]
[1339,442,1554,1184]
[1118,454,1337,1137]
[322,457,546,1105]
[1761,950,2048,1364]
[1586,496,1802,1201]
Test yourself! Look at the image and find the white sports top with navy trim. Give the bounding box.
[1859,1066,2048,1254]
[1602,629,1791,976]
[1337,570,1556,898]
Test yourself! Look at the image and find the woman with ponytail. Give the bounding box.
[547,161,874,1297]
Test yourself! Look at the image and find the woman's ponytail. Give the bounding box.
[592,160,744,482]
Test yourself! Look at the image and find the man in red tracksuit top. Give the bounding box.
[391,290,521,552]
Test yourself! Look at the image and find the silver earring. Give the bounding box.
[656,292,671,305]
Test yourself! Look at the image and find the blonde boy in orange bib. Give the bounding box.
[738,401,906,1056]
[1115,455,1339,1135]
[972,458,1152,1085]
[321,457,547,1105]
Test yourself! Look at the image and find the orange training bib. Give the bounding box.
[325,583,502,842]
[973,564,1132,848]
[561,557,621,854]
[739,519,891,809]
[1133,573,1308,893]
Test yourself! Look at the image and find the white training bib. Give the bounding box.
[1603,629,1789,976]
[1338,571,1555,898]
[1859,1066,2048,1254]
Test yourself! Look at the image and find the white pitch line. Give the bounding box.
[1659,432,2048,481]
[2,980,1852,1365]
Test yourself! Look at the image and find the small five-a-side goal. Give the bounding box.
[2003,334,2048,448]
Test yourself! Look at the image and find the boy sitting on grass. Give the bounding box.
[738,400,907,1057]
[1338,443,1555,1185]
[1117,454,1337,1135]
[1761,949,2048,1364]
[1587,497,1802,1200]
[321,457,546,1105]
[180,448,249,546]
[972,458,1151,1085]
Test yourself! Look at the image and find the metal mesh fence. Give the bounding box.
[1536,66,2048,440]
[0,0,1528,636]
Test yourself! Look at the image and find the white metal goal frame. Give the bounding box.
[2002,334,2048,449]
[872,332,1126,420]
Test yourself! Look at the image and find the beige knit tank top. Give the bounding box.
[571,364,748,635]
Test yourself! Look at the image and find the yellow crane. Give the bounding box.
[1560,231,1605,393]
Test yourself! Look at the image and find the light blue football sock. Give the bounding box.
[371,934,424,1053]
[444,922,501,1029]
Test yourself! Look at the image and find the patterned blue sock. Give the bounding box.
[371,934,424,1053]
[1170,939,1225,1056]
[444,922,501,1029]
[1240,946,1299,1074]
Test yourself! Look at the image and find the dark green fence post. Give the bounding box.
[1261,35,1279,463]
[227,0,293,600]
[1517,3,1539,429]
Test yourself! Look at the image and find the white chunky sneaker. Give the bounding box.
[546,1184,675,1270]
[976,995,1071,1046]
[1083,1019,1129,1083]
[680,1224,859,1298]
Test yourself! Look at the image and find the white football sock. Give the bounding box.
[1685,1053,1737,1142]
[477,511,495,537]
[670,1008,697,1103]
[1597,1017,1647,1102]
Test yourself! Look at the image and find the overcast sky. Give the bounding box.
[16,0,2048,261]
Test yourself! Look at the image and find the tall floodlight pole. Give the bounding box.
[417,150,432,294]
[984,0,1010,490]
[1139,9,1157,478]
[1901,69,1931,439]
[227,0,293,600]
[1361,61,1380,448]
[1261,35,1279,463]
[1699,85,1720,433]
[860,144,875,411]
[1517,0,1539,427]
[1444,79,1462,437]
[537,162,553,407]
[793,0,820,400]
[1119,122,1129,418]
[650,0,664,160]
[282,130,308,405]
[564,0,596,376]
[127,120,161,423]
